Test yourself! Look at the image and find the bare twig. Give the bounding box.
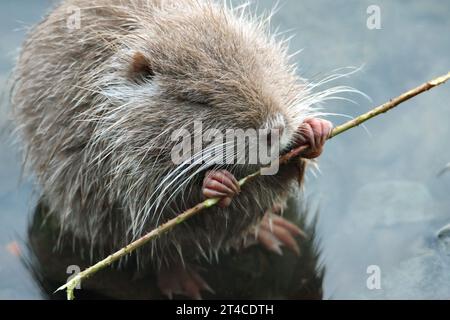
[57,71,450,300]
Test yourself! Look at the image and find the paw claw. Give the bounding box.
[157,265,212,300]
[295,118,333,159]
[270,243,284,256]
[251,211,306,256]
[271,215,308,240]
[202,170,240,207]
[258,229,284,255]
[203,188,227,198]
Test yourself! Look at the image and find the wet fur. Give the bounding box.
[11,0,345,268]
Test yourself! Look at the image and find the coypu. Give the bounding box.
[12,0,334,298]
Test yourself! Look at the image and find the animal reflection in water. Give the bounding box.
[23,197,323,300]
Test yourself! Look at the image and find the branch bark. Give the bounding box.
[57,71,450,300]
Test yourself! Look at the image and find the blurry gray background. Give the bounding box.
[0,0,449,299]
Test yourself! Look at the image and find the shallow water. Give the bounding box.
[1,0,450,299]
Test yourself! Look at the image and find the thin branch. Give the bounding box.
[57,71,450,300]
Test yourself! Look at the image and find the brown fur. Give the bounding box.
[11,0,321,269]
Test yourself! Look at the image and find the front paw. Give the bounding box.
[295,118,332,159]
[202,169,240,208]
[157,264,214,300]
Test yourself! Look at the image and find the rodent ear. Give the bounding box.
[128,52,154,83]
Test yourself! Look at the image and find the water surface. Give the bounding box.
[1,0,449,299]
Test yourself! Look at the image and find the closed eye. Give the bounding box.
[178,93,212,108]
